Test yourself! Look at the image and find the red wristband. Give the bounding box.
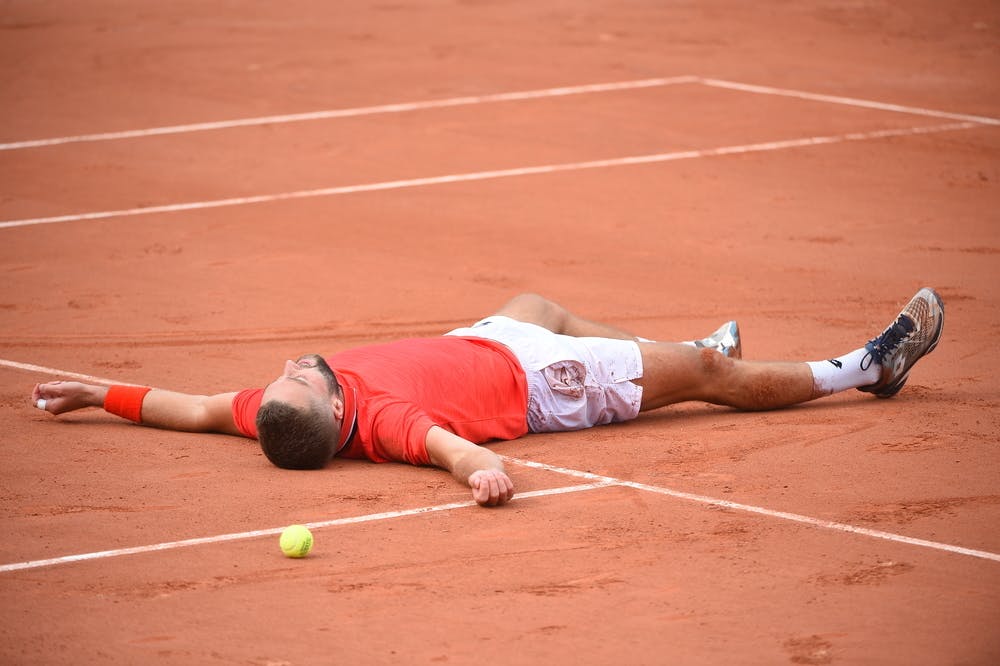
[104,385,152,423]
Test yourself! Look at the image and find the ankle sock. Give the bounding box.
[807,348,880,395]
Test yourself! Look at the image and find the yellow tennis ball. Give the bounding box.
[279,524,313,558]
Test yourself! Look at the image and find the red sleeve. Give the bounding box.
[368,400,434,466]
[232,388,264,438]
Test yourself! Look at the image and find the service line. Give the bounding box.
[0,76,698,151]
[0,121,979,230]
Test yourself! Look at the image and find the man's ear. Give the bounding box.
[329,392,345,422]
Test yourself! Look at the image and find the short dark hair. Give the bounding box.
[256,399,336,469]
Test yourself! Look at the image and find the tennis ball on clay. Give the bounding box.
[279,524,313,558]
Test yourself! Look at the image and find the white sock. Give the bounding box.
[807,348,879,395]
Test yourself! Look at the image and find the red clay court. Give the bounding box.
[1,2,998,664]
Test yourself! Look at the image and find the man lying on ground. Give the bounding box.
[32,289,944,507]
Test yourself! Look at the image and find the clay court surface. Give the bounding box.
[2,1,999,664]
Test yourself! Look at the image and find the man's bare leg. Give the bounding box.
[494,293,741,358]
[494,293,649,340]
[635,343,818,411]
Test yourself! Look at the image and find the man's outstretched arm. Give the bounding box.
[424,425,514,507]
[32,381,243,436]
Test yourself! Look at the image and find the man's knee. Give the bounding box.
[698,346,735,376]
[694,347,740,401]
[495,293,566,330]
[501,293,550,312]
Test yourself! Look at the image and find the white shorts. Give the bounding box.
[445,316,644,433]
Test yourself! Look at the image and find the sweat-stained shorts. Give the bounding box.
[445,316,644,433]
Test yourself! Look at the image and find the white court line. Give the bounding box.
[0,76,697,151]
[4,74,996,152]
[0,482,612,573]
[505,457,1000,563]
[0,121,978,230]
[0,358,137,386]
[699,77,1000,126]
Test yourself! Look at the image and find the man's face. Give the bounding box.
[262,354,338,407]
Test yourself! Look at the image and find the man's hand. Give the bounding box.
[32,381,106,415]
[468,468,515,507]
[425,426,516,507]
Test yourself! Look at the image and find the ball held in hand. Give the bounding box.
[279,524,313,558]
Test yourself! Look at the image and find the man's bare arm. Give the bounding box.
[424,425,514,507]
[32,381,243,436]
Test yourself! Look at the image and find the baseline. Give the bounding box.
[0,121,979,229]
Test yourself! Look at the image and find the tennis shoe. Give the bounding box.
[693,320,742,359]
[858,288,944,398]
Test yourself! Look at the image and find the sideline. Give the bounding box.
[0,483,612,574]
[700,78,1000,126]
[506,457,1000,564]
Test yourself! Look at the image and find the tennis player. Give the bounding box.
[31,290,944,507]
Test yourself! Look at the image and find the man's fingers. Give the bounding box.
[472,478,488,504]
[470,470,514,507]
[500,474,514,504]
[31,384,50,411]
[476,473,499,506]
[475,482,498,506]
[471,471,495,506]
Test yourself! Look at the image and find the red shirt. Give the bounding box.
[231,337,529,465]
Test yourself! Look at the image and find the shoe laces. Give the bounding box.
[861,315,915,370]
